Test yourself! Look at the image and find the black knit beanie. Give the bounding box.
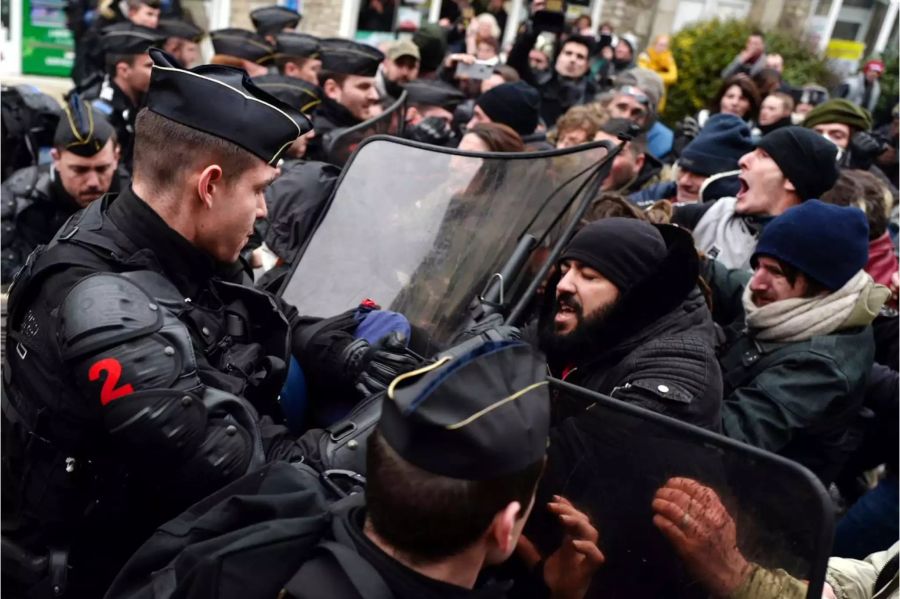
[476,81,541,136]
[756,126,839,201]
[560,218,667,294]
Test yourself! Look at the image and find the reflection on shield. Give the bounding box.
[279,137,610,351]
[322,92,407,167]
[525,378,833,599]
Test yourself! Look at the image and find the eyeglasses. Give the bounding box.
[617,85,650,106]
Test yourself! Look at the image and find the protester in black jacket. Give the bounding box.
[506,29,597,127]
[535,217,723,431]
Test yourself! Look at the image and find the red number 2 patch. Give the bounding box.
[89,358,135,405]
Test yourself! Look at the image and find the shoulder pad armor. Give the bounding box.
[58,272,164,361]
[2,166,51,207]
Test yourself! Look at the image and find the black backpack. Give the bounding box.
[104,461,381,599]
[0,85,61,180]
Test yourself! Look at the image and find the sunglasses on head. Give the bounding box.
[617,85,650,106]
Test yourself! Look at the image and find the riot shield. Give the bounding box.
[280,137,610,350]
[322,92,407,167]
[525,378,833,599]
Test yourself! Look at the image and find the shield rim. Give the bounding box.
[548,376,834,599]
[275,135,614,299]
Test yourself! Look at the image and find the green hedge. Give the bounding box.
[660,19,838,125]
[874,52,898,124]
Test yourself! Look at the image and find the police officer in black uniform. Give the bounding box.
[273,31,323,85]
[158,18,204,68]
[88,22,165,172]
[1,95,125,286]
[2,48,420,598]
[254,341,603,598]
[250,74,340,292]
[250,4,301,44]
[307,38,384,163]
[209,28,274,77]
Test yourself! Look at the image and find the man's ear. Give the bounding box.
[323,78,341,102]
[488,501,522,556]
[197,164,224,209]
[406,105,420,124]
[115,60,129,80]
[283,61,299,77]
[634,152,646,173]
[782,176,796,194]
[50,148,61,164]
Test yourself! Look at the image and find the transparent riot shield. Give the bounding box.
[525,378,833,599]
[280,137,610,350]
[322,92,407,167]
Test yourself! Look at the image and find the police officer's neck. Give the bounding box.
[132,178,199,246]
[362,517,486,589]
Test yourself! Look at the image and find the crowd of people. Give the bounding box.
[1,0,898,598]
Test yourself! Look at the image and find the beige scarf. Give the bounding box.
[742,270,890,343]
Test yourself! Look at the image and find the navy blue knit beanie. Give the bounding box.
[476,81,541,136]
[752,200,869,291]
[680,114,754,176]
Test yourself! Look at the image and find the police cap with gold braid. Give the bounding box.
[54,94,117,157]
[320,38,384,77]
[381,340,550,480]
[210,28,274,63]
[158,18,204,43]
[101,22,165,55]
[252,74,322,115]
[275,32,320,59]
[251,5,301,36]
[146,48,311,165]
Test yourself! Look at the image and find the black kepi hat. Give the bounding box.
[54,93,117,156]
[381,340,550,480]
[157,18,204,43]
[252,73,322,114]
[145,48,311,164]
[320,38,383,77]
[210,28,274,63]
[251,5,301,36]
[404,80,465,111]
[275,32,320,59]
[101,22,165,55]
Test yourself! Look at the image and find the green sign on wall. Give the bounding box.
[22,0,73,76]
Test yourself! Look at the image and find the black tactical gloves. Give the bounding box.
[846,131,887,170]
[341,332,423,396]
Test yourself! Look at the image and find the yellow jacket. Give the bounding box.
[638,48,678,111]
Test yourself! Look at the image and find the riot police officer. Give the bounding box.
[209,28,274,77]
[307,38,384,163]
[251,74,340,292]
[2,49,419,598]
[1,95,125,286]
[273,32,322,85]
[250,4,301,44]
[88,22,165,172]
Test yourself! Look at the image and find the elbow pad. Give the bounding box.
[58,272,265,480]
